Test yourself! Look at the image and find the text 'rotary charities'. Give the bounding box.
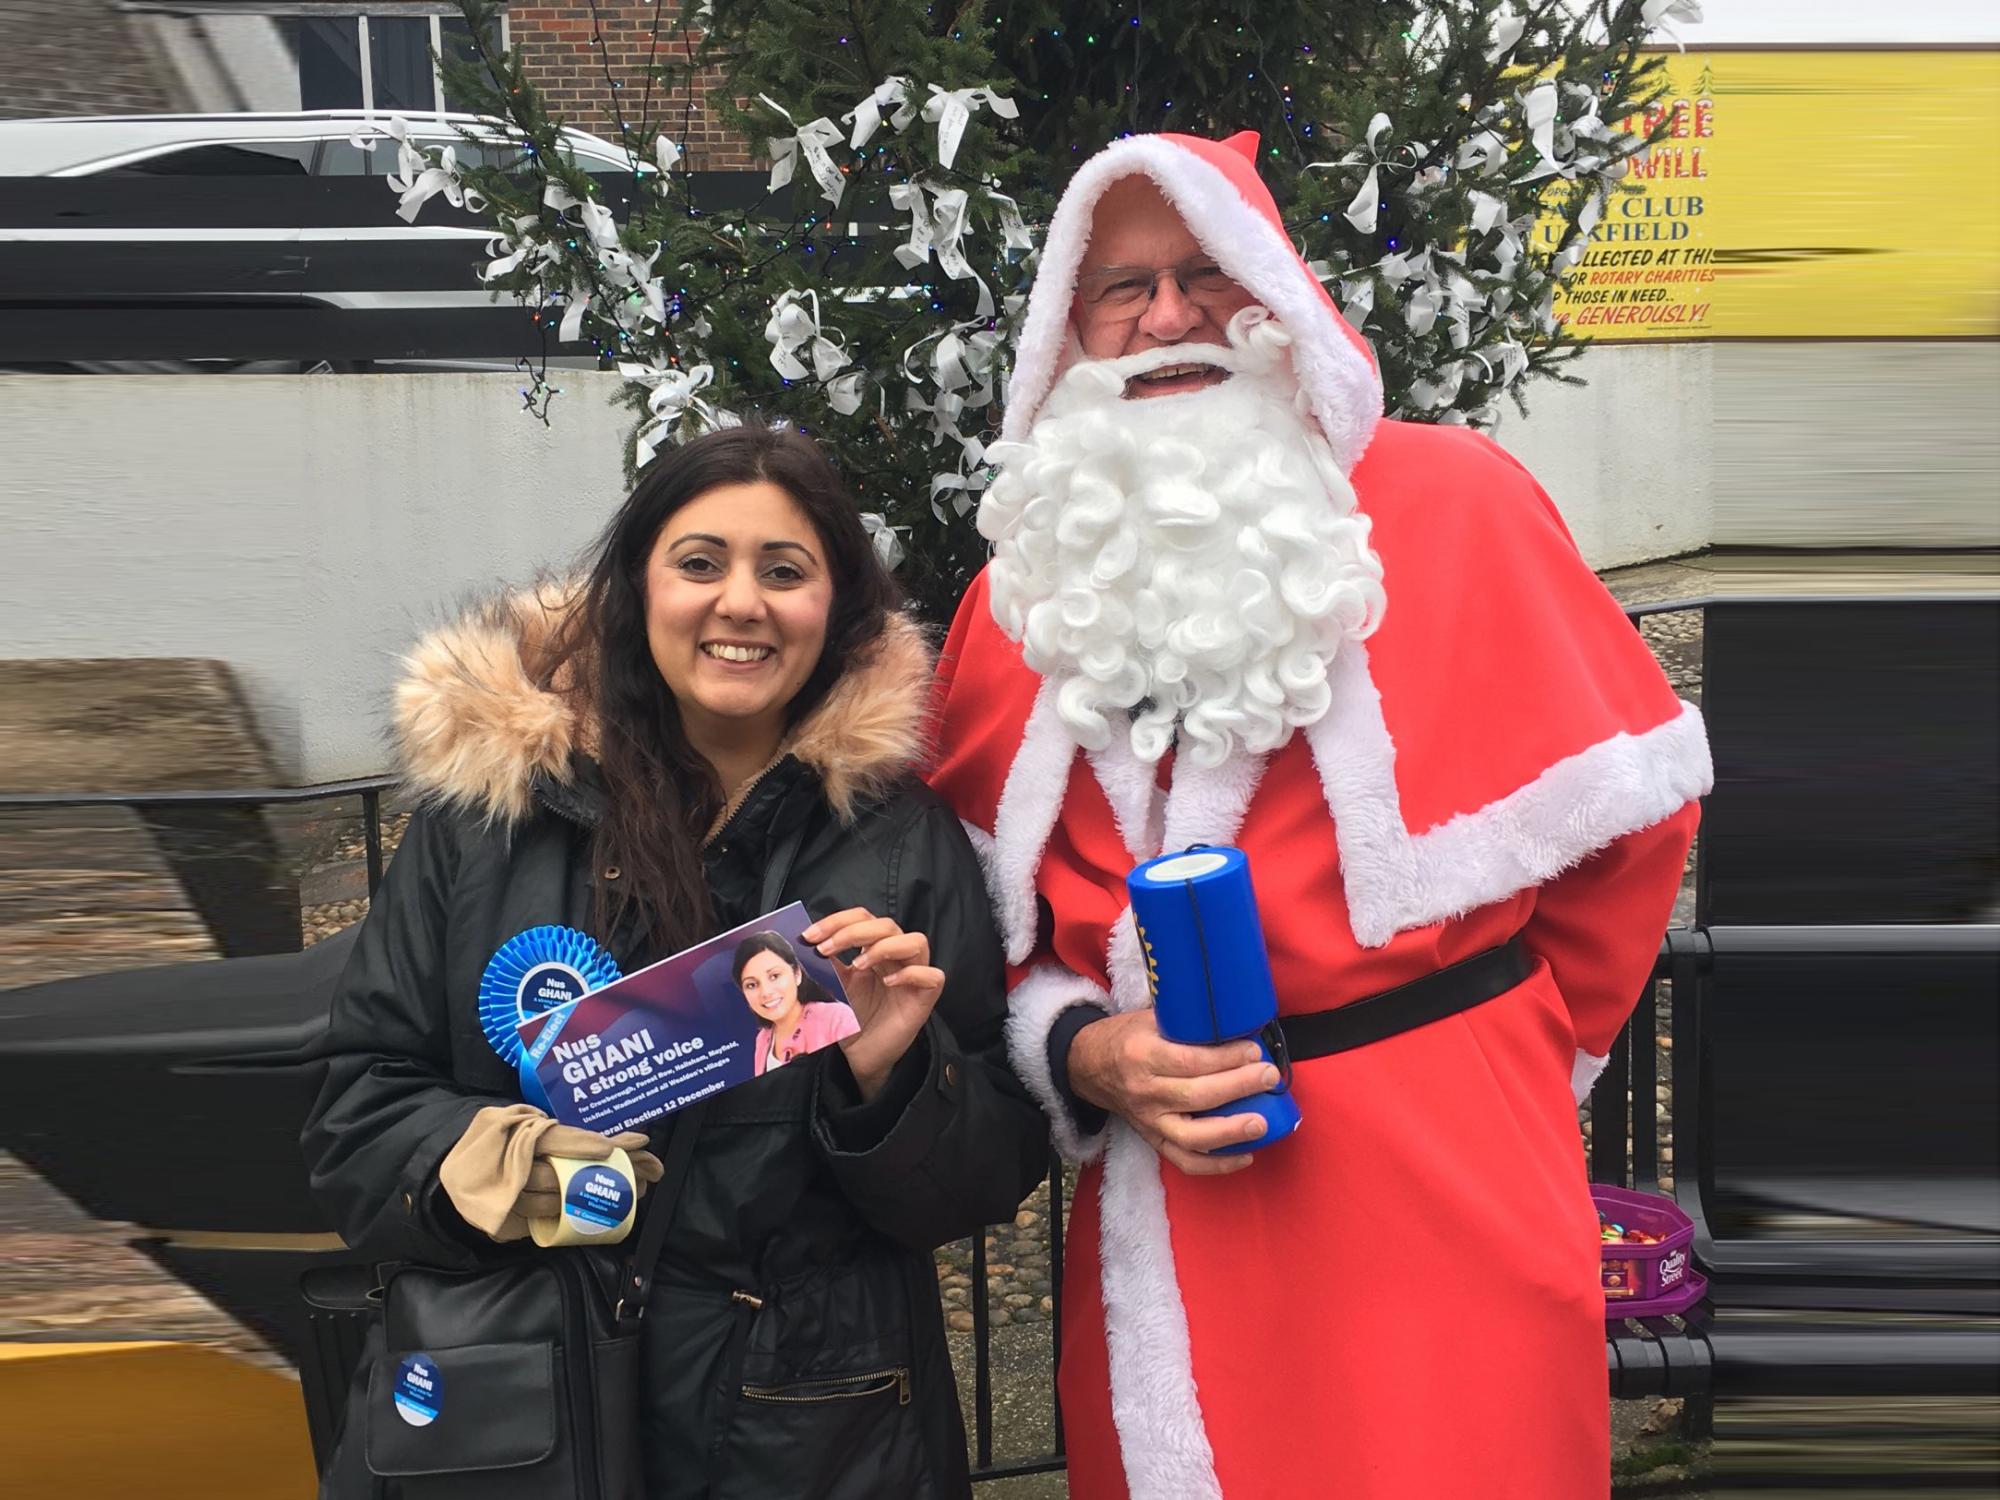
[548,1028,741,1112]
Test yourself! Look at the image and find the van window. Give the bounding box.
[98,142,317,177]
[320,136,504,176]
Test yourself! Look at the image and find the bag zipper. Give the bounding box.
[740,1366,911,1406]
[553,1256,607,1496]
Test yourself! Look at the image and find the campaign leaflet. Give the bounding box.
[514,901,860,1137]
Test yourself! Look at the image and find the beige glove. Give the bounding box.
[438,1103,665,1243]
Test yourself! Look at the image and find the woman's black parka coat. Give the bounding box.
[302,590,1049,1499]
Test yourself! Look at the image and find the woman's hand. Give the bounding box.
[802,907,945,1103]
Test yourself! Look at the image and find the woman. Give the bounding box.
[303,425,1048,1499]
[733,930,860,1075]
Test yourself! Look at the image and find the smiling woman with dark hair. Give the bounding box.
[303,424,1048,1500]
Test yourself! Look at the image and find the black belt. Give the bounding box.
[1274,938,1531,1068]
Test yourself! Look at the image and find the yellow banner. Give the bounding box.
[1550,49,2000,339]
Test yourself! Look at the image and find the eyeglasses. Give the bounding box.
[1075,256,1241,319]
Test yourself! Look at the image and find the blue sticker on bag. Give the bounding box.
[564,1162,634,1233]
[478,926,622,1067]
[394,1353,443,1427]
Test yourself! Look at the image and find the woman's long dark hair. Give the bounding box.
[730,930,835,1026]
[542,425,898,953]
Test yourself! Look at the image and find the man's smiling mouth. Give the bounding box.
[1124,362,1230,398]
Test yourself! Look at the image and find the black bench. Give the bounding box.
[1592,598,2000,1466]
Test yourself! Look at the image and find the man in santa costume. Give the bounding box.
[927,130,1711,1499]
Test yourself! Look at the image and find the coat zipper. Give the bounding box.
[702,753,790,850]
[739,1366,911,1406]
[553,1257,606,1496]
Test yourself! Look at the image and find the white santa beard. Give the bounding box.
[980,311,1387,768]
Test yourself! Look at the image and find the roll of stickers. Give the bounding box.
[528,1147,639,1248]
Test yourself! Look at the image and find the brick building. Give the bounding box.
[0,0,753,169]
[506,4,751,168]
[0,0,177,118]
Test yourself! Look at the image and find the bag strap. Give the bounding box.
[614,1094,711,1328]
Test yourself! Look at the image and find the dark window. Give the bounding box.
[100,142,317,177]
[316,139,381,177]
[368,16,437,113]
[439,14,505,113]
[319,136,502,176]
[288,17,365,111]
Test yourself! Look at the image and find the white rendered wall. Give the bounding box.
[1494,340,1716,570]
[1707,341,2000,550]
[1496,339,1999,560]
[4,344,1989,782]
[2,370,634,782]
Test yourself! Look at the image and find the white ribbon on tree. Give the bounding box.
[559,276,591,344]
[1339,275,1376,328]
[1468,190,1507,237]
[927,187,995,317]
[764,289,853,384]
[1456,128,1509,177]
[889,181,936,270]
[921,84,1018,170]
[1306,113,1398,235]
[906,321,1003,410]
[482,212,558,282]
[760,95,848,206]
[887,183,998,316]
[1485,7,1527,64]
[859,512,908,570]
[985,187,1034,252]
[381,116,487,223]
[1519,81,1561,177]
[624,362,720,467]
[845,76,918,150]
[901,315,1002,519]
[1641,0,1704,49]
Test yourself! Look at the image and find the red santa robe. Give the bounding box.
[928,132,1711,1500]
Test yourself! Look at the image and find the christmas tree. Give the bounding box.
[395,0,1698,620]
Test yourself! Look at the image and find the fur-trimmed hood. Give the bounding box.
[393,581,934,825]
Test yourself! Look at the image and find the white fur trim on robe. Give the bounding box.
[1098,1122,1224,1500]
[1573,1047,1612,1106]
[1308,643,1715,949]
[989,681,1076,965]
[1006,965,1114,1163]
[1090,745,1266,1500]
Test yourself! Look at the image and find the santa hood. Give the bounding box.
[1004,129,1382,473]
[950,131,1707,964]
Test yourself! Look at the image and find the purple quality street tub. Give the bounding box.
[1592,1184,1707,1318]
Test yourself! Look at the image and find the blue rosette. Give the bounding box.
[478,924,623,1070]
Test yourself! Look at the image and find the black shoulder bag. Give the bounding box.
[342,1101,708,1500]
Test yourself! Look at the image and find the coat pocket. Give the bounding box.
[740,1365,911,1407]
[714,1359,930,1500]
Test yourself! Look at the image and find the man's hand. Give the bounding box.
[1067,1009,1279,1175]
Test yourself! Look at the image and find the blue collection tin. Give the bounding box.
[1127,846,1301,1153]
